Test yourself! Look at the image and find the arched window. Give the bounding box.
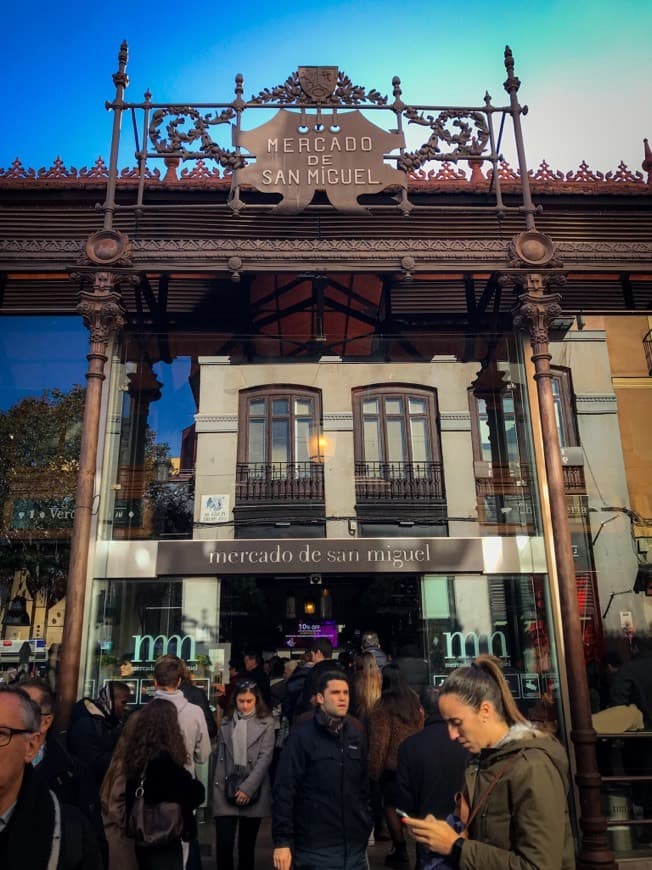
[352,386,446,529]
[235,387,325,520]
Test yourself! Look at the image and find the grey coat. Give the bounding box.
[212,715,275,818]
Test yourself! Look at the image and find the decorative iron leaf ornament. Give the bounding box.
[398,109,490,172]
[149,106,242,169]
[250,69,388,106]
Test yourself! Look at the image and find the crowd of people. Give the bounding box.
[0,630,580,870]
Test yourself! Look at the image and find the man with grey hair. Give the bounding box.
[0,685,100,868]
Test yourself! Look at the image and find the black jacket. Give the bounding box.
[125,751,205,841]
[67,698,123,785]
[272,713,371,851]
[39,733,107,859]
[0,764,101,870]
[396,712,469,818]
[181,678,218,740]
[281,665,311,722]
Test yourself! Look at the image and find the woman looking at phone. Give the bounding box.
[402,656,574,869]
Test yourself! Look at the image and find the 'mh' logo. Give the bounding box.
[443,630,508,660]
[132,634,196,663]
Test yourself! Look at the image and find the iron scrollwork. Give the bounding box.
[149,106,243,169]
[398,108,490,172]
[249,69,388,107]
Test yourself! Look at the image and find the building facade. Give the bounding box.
[1,45,651,865]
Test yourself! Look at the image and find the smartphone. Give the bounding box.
[395,809,410,819]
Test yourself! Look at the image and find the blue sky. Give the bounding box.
[5,0,652,176]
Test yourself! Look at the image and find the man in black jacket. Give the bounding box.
[0,685,101,869]
[21,679,107,865]
[396,686,469,868]
[272,670,371,870]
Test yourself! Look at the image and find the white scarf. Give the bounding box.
[232,710,256,768]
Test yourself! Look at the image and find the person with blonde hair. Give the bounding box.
[352,651,382,728]
[368,663,424,866]
[402,655,574,869]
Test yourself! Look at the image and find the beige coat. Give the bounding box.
[100,762,138,870]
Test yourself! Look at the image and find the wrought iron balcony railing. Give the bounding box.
[236,462,324,502]
[355,461,445,502]
[475,462,585,495]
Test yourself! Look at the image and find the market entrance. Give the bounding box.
[218,573,423,663]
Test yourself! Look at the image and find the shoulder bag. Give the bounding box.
[224,767,261,807]
[128,768,184,847]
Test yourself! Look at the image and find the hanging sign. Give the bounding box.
[237,109,406,213]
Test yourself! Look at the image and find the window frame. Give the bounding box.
[237,385,322,467]
[352,384,441,468]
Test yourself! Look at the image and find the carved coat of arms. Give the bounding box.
[297,66,338,101]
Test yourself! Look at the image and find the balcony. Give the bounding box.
[236,462,324,503]
[355,461,445,502]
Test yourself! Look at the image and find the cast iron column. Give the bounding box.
[56,271,125,729]
[514,272,616,870]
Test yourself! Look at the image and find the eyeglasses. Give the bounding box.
[0,726,36,747]
[235,680,257,691]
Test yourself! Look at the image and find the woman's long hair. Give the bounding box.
[376,662,421,725]
[227,679,271,719]
[439,654,528,726]
[123,698,188,780]
[352,651,382,720]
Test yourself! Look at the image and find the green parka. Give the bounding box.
[459,725,575,869]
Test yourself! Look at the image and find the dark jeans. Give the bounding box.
[294,844,367,870]
[135,841,183,870]
[214,815,262,870]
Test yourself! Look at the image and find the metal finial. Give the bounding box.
[503,45,520,94]
[113,41,129,90]
[643,138,652,183]
[504,45,514,74]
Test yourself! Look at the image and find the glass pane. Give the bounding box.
[295,398,313,416]
[363,418,381,464]
[247,419,265,464]
[504,413,520,464]
[295,418,313,464]
[408,397,426,415]
[386,418,406,463]
[271,419,289,464]
[385,397,403,415]
[478,418,492,462]
[362,398,379,415]
[410,418,429,465]
[84,578,222,709]
[272,399,289,416]
[0,316,88,659]
[551,382,568,446]
[248,399,265,417]
[422,576,450,619]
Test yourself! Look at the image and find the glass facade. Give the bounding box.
[0,316,87,667]
[1,307,650,860]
